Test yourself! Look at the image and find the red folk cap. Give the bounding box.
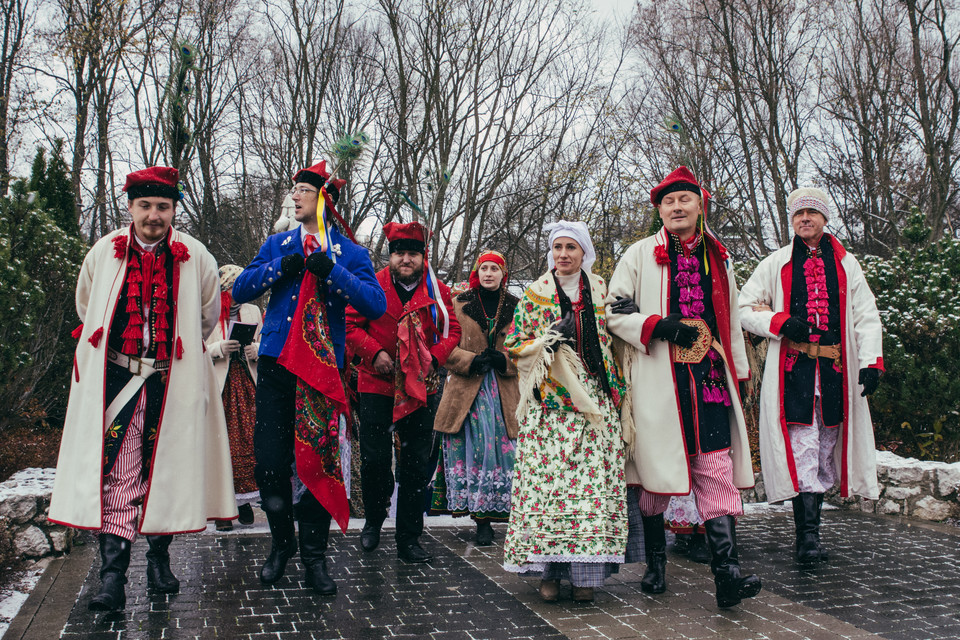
[468,250,507,289]
[383,221,428,254]
[123,166,182,201]
[292,160,347,193]
[650,166,711,206]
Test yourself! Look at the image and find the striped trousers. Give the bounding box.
[637,449,743,521]
[99,389,149,541]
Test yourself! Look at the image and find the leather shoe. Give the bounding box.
[259,539,297,585]
[539,579,560,602]
[238,503,255,525]
[397,543,433,563]
[475,520,494,546]
[572,586,594,602]
[360,520,382,552]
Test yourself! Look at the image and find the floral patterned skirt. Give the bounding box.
[223,358,258,496]
[503,370,626,572]
[432,371,515,521]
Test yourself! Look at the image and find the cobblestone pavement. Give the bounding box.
[8,508,960,639]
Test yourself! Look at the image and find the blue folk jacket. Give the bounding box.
[233,226,386,367]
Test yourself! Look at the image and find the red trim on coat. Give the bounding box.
[640,314,661,347]
[832,237,851,498]
[770,312,791,335]
[777,259,801,493]
[869,357,885,372]
[138,229,181,530]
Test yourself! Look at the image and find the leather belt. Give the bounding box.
[786,340,841,363]
[107,348,170,377]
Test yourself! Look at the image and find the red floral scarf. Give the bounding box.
[277,273,350,532]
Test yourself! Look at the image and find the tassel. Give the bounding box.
[122,338,138,354]
[74,356,80,382]
[153,270,165,286]
[127,269,142,284]
[88,327,104,348]
[154,314,168,329]
[154,300,169,314]
[125,296,139,313]
[154,284,168,300]
[122,324,143,339]
[126,282,140,298]
[156,342,168,361]
[176,337,184,359]
[128,312,143,326]
[71,324,84,339]
[722,389,731,406]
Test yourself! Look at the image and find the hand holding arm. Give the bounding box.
[651,313,699,348]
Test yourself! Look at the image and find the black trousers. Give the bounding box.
[356,392,439,548]
[253,356,328,524]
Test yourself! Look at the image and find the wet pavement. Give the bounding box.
[6,507,960,639]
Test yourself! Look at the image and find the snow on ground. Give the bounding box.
[0,559,50,639]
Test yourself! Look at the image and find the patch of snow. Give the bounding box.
[0,558,50,639]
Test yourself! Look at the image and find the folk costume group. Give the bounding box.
[49,160,884,611]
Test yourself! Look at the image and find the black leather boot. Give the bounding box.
[360,516,384,552]
[704,515,762,608]
[89,534,131,611]
[145,535,180,593]
[259,482,298,585]
[813,493,829,561]
[299,514,336,596]
[671,532,692,555]
[793,493,818,563]
[475,519,494,546]
[688,528,711,564]
[640,513,667,594]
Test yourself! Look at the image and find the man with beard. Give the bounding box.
[738,187,883,564]
[233,161,386,594]
[345,221,460,563]
[49,166,235,611]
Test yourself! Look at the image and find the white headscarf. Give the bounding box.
[545,220,596,273]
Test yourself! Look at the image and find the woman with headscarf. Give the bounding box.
[502,221,628,603]
[432,251,520,545]
[207,264,263,530]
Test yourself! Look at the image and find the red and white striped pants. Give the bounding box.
[98,390,149,541]
[637,449,743,521]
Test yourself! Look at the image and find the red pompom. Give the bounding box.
[88,327,104,348]
[654,244,670,265]
[170,241,190,263]
[175,337,184,360]
[113,235,128,259]
[71,324,84,340]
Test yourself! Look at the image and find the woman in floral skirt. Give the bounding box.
[207,265,262,530]
[502,221,628,603]
[433,250,520,545]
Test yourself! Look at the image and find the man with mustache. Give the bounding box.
[738,187,883,565]
[49,166,235,611]
[346,221,460,563]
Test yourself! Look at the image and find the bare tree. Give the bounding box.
[0,0,31,195]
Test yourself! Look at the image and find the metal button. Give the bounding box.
[326,279,333,286]
[336,289,342,294]
[268,277,274,282]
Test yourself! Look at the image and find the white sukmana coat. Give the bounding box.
[738,236,883,504]
[606,229,754,494]
[49,227,237,534]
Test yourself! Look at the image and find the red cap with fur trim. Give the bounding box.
[123,166,182,201]
[292,160,347,200]
[384,221,428,254]
[650,166,711,206]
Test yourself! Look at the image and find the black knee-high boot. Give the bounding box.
[89,534,131,611]
[793,492,827,563]
[259,477,298,585]
[297,499,336,596]
[704,515,762,608]
[146,535,180,593]
[640,513,667,594]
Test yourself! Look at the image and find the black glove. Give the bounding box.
[305,251,336,279]
[469,351,491,376]
[739,381,747,402]
[485,348,507,374]
[279,253,305,280]
[651,313,699,348]
[609,295,639,315]
[858,368,880,397]
[780,317,812,343]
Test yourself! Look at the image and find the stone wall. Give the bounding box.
[741,450,960,522]
[0,468,74,559]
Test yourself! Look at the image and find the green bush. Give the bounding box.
[0,182,86,431]
[861,240,960,462]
